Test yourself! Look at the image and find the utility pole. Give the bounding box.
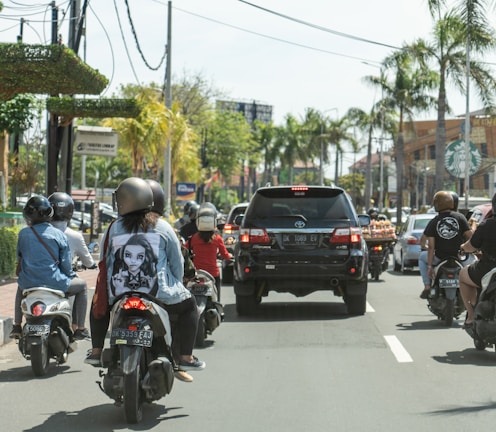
[163,1,172,217]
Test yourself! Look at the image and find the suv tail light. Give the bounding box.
[223,223,239,235]
[239,228,271,245]
[330,227,362,245]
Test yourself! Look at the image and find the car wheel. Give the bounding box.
[344,293,366,315]
[393,254,401,272]
[400,253,408,273]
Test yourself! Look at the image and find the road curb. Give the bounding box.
[0,316,13,346]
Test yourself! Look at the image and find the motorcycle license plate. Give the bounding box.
[439,278,459,289]
[24,324,50,335]
[110,328,153,347]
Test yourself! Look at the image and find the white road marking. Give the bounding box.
[366,302,375,312]
[384,335,413,363]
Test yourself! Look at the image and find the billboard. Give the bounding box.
[176,182,196,202]
[74,126,118,157]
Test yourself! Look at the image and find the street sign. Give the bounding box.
[444,139,481,178]
[74,126,118,156]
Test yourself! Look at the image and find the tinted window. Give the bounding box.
[244,187,356,227]
[413,218,432,230]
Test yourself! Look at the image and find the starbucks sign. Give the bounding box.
[445,139,481,178]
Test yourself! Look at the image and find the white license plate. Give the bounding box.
[25,324,50,335]
[110,328,153,347]
[439,278,459,289]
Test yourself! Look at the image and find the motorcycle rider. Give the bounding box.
[145,179,194,382]
[10,195,88,339]
[86,178,205,376]
[187,203,232,301]
[179,202,200,240]
[419,191,473,299]
[418,191,463,289]
[48,192,96,340]
[174,200,197,231]
[459,192,496,330]
[367,207,379,221]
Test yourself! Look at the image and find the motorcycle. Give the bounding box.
[367,239,392,281]
[18,287,77,377]
[426,254,469,326]
[465,267,496,352]
[97,291,175,424]
[186,269,224,347]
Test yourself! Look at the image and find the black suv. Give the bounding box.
[233,185,370,315]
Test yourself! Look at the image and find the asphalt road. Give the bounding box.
[1,261,496,431]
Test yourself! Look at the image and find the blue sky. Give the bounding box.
[1,0,495,167]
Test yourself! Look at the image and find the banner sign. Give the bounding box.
[176,182,196,201]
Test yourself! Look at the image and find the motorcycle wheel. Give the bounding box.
[195,312,206,348]
[444,299,455,327]
[30,341,49,377]
[474,339,487,351]
[124,358,144,423]
[372,266,380,281]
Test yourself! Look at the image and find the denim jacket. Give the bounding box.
[102,218,190,305]
[17,222,73,292]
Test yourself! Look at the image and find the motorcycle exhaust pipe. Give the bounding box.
[48,326,69,355]
[330,278,340,287]
[205,309,221,331]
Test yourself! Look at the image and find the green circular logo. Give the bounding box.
[445,139,481,178]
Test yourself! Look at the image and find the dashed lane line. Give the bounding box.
[384,335,413,363]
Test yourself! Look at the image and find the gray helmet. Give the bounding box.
[113,177,153,216]
[23,195,54,225]
[146,179,165,215]
[196,203,217,231]
[48,192,74,221]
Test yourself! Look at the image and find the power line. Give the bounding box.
[173,6,382,65]
[238,0,401,50]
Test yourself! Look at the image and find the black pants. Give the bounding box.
[89,295,198,357]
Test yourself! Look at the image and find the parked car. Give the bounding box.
[393,213,436,273]
[233,185,370,316]
[221,202,250,283]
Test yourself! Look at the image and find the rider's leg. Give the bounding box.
[459,266,479,323]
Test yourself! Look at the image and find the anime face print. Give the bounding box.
[436,216,460,240]
[110,233,160,296]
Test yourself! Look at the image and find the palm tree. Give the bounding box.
[409,2,496,191]
[369,50,438,225]
[274,114,305,185]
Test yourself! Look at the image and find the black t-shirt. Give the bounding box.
[470,217,496,260]
[424,210,470,259]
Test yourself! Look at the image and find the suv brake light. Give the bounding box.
[331,227,362,245]
[406,236,418,245]
[223,223,239,235]
[239,228,270,245]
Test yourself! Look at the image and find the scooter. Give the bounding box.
[18,287,77,377]
[466,267,496,352]
[97,291,175,424]
[187,269,224,347]
[367,240,391,281]
[426,255,468,326]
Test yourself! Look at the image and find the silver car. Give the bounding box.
[393,213,436,273]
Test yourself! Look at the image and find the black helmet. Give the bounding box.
[23,195,54,225]
[113,177,153,216]
[183,200,197,215]
[146,179,165,215]
[48,192,74,222]
[367,207,379,219]
[188,203,200,220]
[450,191,459,211]
[433,191,453,212]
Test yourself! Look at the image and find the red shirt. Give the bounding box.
[188,233,232,277]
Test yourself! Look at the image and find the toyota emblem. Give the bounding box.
[294,220,305,228]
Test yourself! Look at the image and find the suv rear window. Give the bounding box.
[244,186,357,227]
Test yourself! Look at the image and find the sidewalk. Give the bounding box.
[0,269,98,346]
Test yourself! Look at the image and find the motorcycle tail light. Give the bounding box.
[31,302,46,316]
[372,245,383,252]
[123,297,147,311]
[127,324,138,331]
